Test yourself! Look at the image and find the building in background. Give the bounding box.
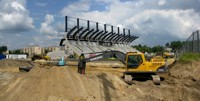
[23,45,42,55]
[42,46,60,54]
[22,45,60,55]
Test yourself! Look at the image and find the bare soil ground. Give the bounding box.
[0,59,200,101]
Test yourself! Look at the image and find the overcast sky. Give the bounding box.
[0,0,200,50]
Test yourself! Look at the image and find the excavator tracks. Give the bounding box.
[124,73,161,85]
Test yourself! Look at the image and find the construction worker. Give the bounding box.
[78,53,86,74]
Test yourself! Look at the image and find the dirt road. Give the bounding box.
[0,59,200,101]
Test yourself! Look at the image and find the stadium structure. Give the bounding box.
[59,16,139,57]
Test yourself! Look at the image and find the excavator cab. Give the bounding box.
[126,52,145,70]
[127,54,142,68]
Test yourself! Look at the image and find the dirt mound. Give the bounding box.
[0,60,200,101]
[0,59,32,70]
[170,61,200,81]
[0,65,128,101]
[0,59,33,88]
[0,72,15,87]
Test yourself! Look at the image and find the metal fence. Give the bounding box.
[181,30,200,53]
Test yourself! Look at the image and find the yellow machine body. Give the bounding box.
[125,52,166,73]
[31,55,51,61]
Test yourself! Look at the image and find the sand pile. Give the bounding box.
[170,61,200,81]
[0,59,33,73]
[0,60,200,101]
[0,59,32,68]
[0,65,127,101]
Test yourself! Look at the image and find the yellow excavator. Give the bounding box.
[31,54,51,61]
[78,50,168,85]
[163,52,174,58]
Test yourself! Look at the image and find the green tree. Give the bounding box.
[0,46,7,54]
[170,41,184,51]
[152,45,164,53]
[132,44,152,53]
[9,49,23,54]
[165,43,170,47]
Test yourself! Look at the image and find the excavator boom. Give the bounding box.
[83,50,126,65]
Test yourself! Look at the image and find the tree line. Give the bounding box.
[0,46,7,54]
[132,41,184,53]
[1,41,185,54]
[0,46,27,54]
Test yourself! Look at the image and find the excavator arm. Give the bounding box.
[79,50,127,65]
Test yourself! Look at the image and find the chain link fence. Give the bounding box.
[181,30,200,53]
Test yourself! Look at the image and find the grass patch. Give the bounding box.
[179,53,200,62]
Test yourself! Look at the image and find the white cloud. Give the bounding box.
[40,14,58,35]
[60,0,200,46]
[95,0,118,3]
[158,0,166,5]
[124,9,200,46]
[32,34,62,48]
[125,9,200,37]
[0,0,34,33]
[55,22,65,32]
[11,1,26,11]
[37,14,65,47]
[61,0,90,16]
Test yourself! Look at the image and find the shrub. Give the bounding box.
[179,53,200,62]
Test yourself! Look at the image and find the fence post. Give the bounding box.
[87,20,90,30]
[77,18,79,41]
[197,30,200,53]
[65,16,68,32]
[192,32,195,53]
